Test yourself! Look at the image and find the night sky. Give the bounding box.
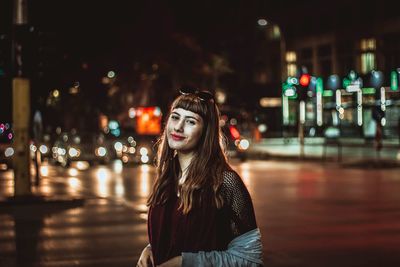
[28,1,253,64]
[9,0,393,70]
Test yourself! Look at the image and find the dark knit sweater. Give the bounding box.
[148,171,257,265]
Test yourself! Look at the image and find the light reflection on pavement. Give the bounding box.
[1,159,400,266]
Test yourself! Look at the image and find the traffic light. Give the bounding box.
[298,73,310,100]
[282,76,298,99]
[316,77,324,93]
[390,69,400,91]
[326,74,340,90]
[343,70,363,92]
[369,70,384,89]
[299,73,311,87]
[362,70,384,99]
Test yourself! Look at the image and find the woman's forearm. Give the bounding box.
[181,228,263,267]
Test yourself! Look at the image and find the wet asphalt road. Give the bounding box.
[1,159,400,266]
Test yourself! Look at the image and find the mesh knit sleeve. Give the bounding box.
[221,171,258,237]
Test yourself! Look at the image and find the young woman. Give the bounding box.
[137,87,263,267]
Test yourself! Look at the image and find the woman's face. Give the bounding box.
[167,108,204,153]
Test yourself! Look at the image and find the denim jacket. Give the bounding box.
[181,228,264,267]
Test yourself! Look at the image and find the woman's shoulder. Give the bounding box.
[222,170,242,185]
[220,170,247,196]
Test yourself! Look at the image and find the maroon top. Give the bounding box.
[148,171,257,265]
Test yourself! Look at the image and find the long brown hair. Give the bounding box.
[147,93,232,214]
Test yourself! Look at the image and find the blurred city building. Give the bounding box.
[262,0,400,139]
[0,0,399,141]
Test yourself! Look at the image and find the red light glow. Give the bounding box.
[229,125,240,140]
[300,74,311,87]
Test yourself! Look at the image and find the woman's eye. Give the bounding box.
[186,120,196,125]
[171,115,179,120]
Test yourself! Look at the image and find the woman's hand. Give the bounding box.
[157,256,182,267]
[136,245,154,267]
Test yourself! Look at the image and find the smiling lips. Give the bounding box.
[171,133,185,141]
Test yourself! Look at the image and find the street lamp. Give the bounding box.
[257,17,287,82]
[257,18,288,139]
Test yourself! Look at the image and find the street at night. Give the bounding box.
[2,0,400,266]
[1,159,400,266]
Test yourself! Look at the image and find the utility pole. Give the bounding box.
[299,100,305,159]
[12,0,31,197]
[298,73,310,159]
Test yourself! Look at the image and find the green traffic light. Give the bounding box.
[316,77,323,93]
[390,71,398,90]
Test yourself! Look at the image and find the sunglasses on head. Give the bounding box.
[179,87,214,102]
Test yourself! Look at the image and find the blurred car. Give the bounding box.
[29,133,54,162]
[220,115,251,160]
[111,106,161,165]
[52,132,114,167]
[113,133,157,165]
[0,123,40,170]
[0,123,14,170]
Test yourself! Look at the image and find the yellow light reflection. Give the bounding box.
[67,177,81,194]
[140,164,150,173]
[96,168,108,179]
[3,175,14,196]
[139,213,148,220]
[42,226,84,236]
[97,198,109,205]
[30,165,37,176]
[40,166,49,176]
[113,160,123,174]
[136,204,148,212]
[95,168,111,197]
[139,171,150,197]
[64,208,84,216]
[0,163,7,171]
[41,184,53,195]
[238,162,251,186]
[115,178,125,198]
[241,169,250,186]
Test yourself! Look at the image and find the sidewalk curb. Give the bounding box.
[0,194,85,208]
[245,151,339,162]
[341,159,400,169]
[244,150,400,167]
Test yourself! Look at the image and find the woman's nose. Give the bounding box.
[174,120,184,132]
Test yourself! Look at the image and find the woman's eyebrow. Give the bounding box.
[185,116,200,121]
[171,111,200,121]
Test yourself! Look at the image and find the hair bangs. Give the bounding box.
[172,94,208,119]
